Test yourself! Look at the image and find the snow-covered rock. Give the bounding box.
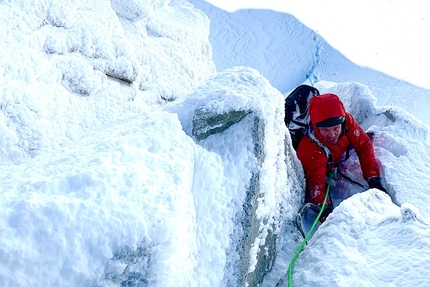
[166,66,303,285]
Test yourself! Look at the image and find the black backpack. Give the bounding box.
[284,85,320,150]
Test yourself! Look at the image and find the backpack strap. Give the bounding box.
[290,119,309,128]
[308,128,333,165]
[307,125,352,167]
[334,124,352,167]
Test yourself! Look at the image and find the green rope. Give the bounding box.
[287,172,334,287]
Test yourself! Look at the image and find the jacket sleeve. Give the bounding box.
[296,137,330,205]
[345,113,380,179]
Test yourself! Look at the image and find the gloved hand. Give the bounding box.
[318,203,333,223]
[367,176,387,193]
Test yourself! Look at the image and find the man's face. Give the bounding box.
[318,124,342,144]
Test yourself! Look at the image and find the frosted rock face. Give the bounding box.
[194,109,274,286]
[192,109,251,141]
[168,66,303,286]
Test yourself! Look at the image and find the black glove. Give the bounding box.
[319,203,333,223]
[368,177,387,193]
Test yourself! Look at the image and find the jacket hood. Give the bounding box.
[309,93,347,126]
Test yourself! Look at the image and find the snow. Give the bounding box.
[1,0,430,286]
[1,113,199,286]
[190,0,430,126]
[294,191,430,286]
[204,0,430,91]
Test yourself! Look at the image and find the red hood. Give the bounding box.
[309,93,346,125]
[309,93,347,142]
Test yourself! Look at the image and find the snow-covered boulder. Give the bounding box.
[293,190,430,286]
[0,112,200,286]
[0,0,215,164]
[166,66,304,286]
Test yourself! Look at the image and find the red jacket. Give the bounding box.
[296,93,380,205]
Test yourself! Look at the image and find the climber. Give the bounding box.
[296,93,387,221]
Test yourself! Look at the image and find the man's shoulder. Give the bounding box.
[345,112,359,126]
